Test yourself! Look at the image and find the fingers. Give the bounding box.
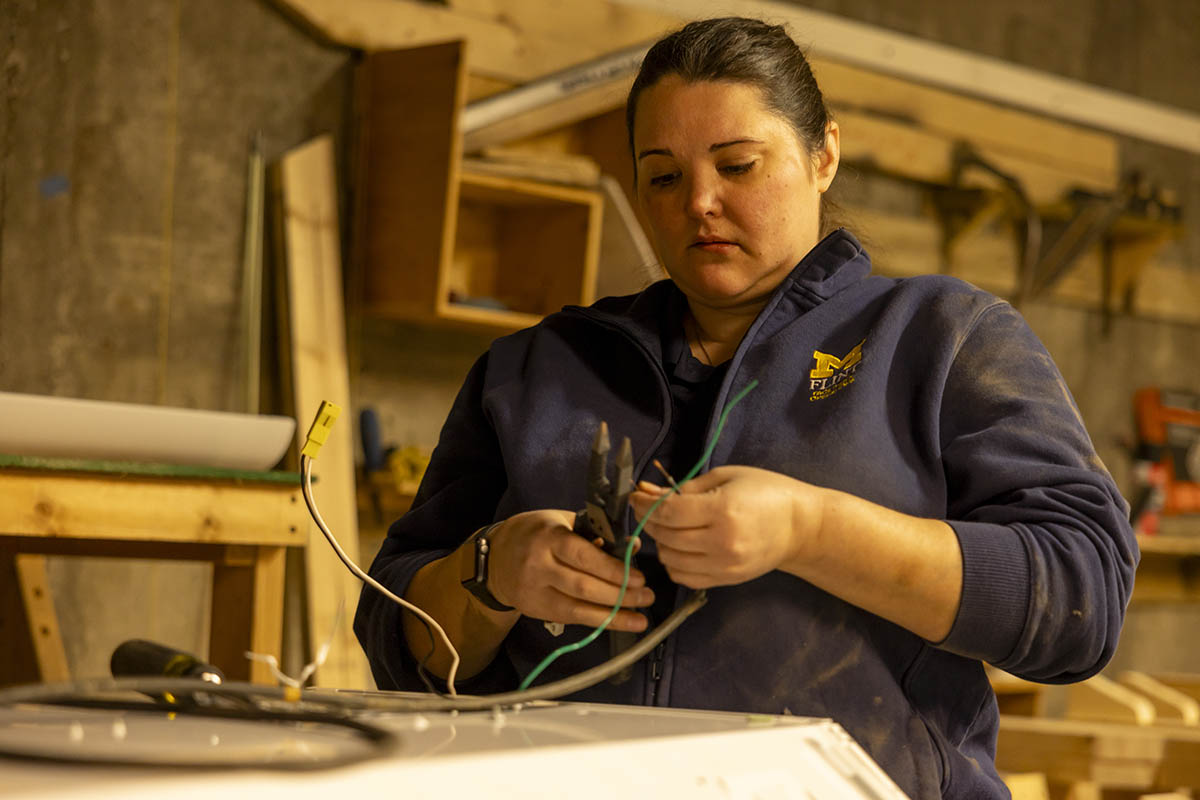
[489,512,653,633]
[631,481,716,530]
[654,542,709,574]
[552,531,646,588]
[546,589,651,633]
[547,566,654,610]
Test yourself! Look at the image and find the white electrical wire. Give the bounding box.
[301,455,462,695]
[245,600,342,689]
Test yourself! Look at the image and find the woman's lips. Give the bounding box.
[692,240,738,253]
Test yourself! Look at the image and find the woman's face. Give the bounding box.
[633,76,839,313]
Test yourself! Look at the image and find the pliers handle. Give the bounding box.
[574,421,633,557]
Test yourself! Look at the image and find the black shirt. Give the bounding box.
[638,300,728,624]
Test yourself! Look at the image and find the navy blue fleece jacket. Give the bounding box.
[355,230,1138,799]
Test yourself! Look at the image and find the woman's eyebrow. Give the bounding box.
[637,138,765,161]
[710,138,764,151]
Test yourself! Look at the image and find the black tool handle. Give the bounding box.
[111,639,225,682]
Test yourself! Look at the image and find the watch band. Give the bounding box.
[461,522,515,612]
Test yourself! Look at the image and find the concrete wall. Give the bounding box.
[1,0,353,678]
[1,0,1197,682]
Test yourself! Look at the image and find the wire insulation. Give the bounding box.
[302,455,462,695]
[518,379,759,689]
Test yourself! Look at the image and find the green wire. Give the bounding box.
[518,378,759,690]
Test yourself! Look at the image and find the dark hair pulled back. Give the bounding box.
[625,17,831,163]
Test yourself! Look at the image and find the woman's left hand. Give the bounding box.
[629,465,824,588]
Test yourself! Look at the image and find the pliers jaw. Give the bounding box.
[573,420,640,686]
[576,421,634,557]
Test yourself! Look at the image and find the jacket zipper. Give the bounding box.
[647,641,667,704]
[562,306,686,709]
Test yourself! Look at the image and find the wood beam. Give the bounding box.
[616,0,1200,154]
[272,0,595,81]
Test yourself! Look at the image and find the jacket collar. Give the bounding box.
[569,228,871,355]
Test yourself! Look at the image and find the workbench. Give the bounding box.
[0,455,309,686]
[0,700,908,799]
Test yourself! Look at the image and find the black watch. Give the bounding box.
[460,523,515,612]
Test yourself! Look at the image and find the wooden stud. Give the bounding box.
[0,552,70,686]
[13,555,69,683]
[277,135,369,689]
[210,545,286,684]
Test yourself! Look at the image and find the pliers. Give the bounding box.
[572,420,638,684]
[574,421,634,558]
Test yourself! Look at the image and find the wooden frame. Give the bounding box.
[0,467,307,686]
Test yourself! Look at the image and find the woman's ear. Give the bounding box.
[815,120,840,193]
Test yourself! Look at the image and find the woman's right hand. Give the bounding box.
[485,509,654,633]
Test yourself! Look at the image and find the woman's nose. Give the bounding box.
[684,173,721,218]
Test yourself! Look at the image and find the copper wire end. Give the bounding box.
[651,459,682,491]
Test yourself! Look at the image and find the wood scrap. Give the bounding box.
[1120,671,1200,726]
[1150,673,1200,706]
[596,174,660,299]
[1001,773,1050,800]
[462,148,601,186]
[1066,674,1157,727]
[996,715,1169,789]
[275,135,369,689]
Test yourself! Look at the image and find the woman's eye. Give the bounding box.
[649,173,678,187]
[721,162,755,175]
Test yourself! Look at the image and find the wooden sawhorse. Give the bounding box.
[0,457,309,686]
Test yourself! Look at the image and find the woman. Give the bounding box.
[355,17,1137,798]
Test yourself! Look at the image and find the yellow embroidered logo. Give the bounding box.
[809,339,865,401]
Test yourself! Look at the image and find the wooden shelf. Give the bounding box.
[1138,534,1200,556]
[356,470,416,538]
[1133,533,1200,604]
[988,666,1048,717]
[355,41,603,334]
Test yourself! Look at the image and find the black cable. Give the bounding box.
[0,683,398,771]
[0,589,704,719]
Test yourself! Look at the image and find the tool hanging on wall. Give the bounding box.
[932,147,1183,333]
[1134,387,1200,518]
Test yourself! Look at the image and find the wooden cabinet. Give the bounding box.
[355,41,603,332]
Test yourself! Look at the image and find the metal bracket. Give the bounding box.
[935,144,1183,324]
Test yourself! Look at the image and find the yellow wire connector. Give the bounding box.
[302,401,342,459]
